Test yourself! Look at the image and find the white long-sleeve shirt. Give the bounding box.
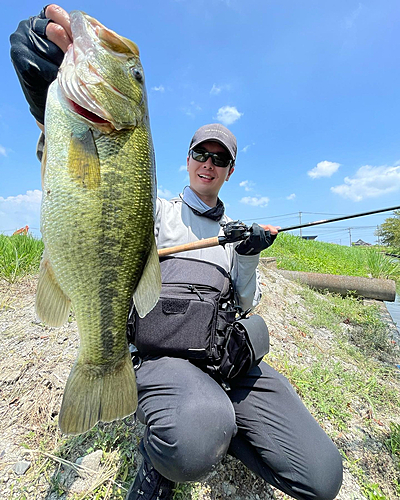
[155,196,261,312]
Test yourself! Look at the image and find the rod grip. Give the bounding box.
[158,236,220,257]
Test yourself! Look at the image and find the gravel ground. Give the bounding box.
[0,265,399,499]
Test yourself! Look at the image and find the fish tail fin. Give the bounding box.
[35,250,71,326]
[58,350,137,435]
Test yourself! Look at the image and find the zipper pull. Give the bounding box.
[188,284,204,301]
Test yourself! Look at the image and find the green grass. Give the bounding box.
[270,353,398,431]
[263,233,400,281]
[56,419,138,499]
[20,418,201,500]
[265,278,400,498]
[2,232,399,284]
[267,280,399,429]
[385,422,400,457]
[365,249,400,279]
[297,286,396,355]
[382,245,400,256]
[362,483,387,500]
[0,233,44,283]
[19,419,139,500]
[339,451,387,500]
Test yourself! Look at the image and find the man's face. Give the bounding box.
[187,141,234,203]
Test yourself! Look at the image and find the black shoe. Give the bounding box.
[126,440,175,500]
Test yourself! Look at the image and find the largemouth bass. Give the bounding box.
[36,11,161,435]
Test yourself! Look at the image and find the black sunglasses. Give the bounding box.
[190,148,233,168]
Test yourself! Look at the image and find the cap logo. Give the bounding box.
[203,128,229,137]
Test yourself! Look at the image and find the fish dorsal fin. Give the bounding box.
[35,251,71,327]
[68,130,101,189]
[132,235,161,318]
[98,27,139,56]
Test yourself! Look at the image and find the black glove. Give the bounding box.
[10,7,64,124]
[235,223,277,256]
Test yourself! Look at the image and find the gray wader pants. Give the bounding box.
[135,356,343,500]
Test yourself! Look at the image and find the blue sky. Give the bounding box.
[1,0,400,245]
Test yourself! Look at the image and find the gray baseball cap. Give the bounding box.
[189,123,237,163]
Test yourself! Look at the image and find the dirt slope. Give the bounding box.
[0,267,399,499]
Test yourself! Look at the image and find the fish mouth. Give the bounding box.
[59,41,116,128]
[67,98,111,125]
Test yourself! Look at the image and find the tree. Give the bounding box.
[376,210,400,247]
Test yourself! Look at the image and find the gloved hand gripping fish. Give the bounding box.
[36,11,161,435]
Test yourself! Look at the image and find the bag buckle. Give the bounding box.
[221,379,231,391]
[129,344,142,370]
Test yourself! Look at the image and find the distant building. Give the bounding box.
[352,239,371,246]
[301,235,318,240]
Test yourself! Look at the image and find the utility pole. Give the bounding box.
[299,212,302,238]
[348,228,352,246]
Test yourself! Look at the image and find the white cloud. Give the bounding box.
[240,142,255,154]
[179,165,187,172]
[210,84,231,96]
[286,193,296,200]
[0,190,42,205]
[331,164,400,202]
[240,196,269,207]
[239,180,255,192]
[151,85,165,92]
[157,186,174,199]
[183,101,202,118]
[215,106,243,126]
[0,189,42,235]
[0,145,7,157]
[210,84,222,95]
[308,160,340,179]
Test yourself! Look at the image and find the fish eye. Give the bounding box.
[130,67,143,82]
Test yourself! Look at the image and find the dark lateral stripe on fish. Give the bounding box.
[97,167,126,358]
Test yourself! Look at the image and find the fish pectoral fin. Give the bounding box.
[132,235,161,318]
[68,129,101,189]
[35,251,71,327]
[58,350,137,435]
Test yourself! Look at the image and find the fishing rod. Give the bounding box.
[277,205,400,233]
[157,205,400,257]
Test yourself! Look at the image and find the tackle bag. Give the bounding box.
[127,256,269,380]
[218,315,269,380]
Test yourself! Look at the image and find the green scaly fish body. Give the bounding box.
[36,11,161,435]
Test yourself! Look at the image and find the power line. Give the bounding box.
[241,212,299,222]
[312,225,377,230]
[302,211,396,217]
[301,211,347,216]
